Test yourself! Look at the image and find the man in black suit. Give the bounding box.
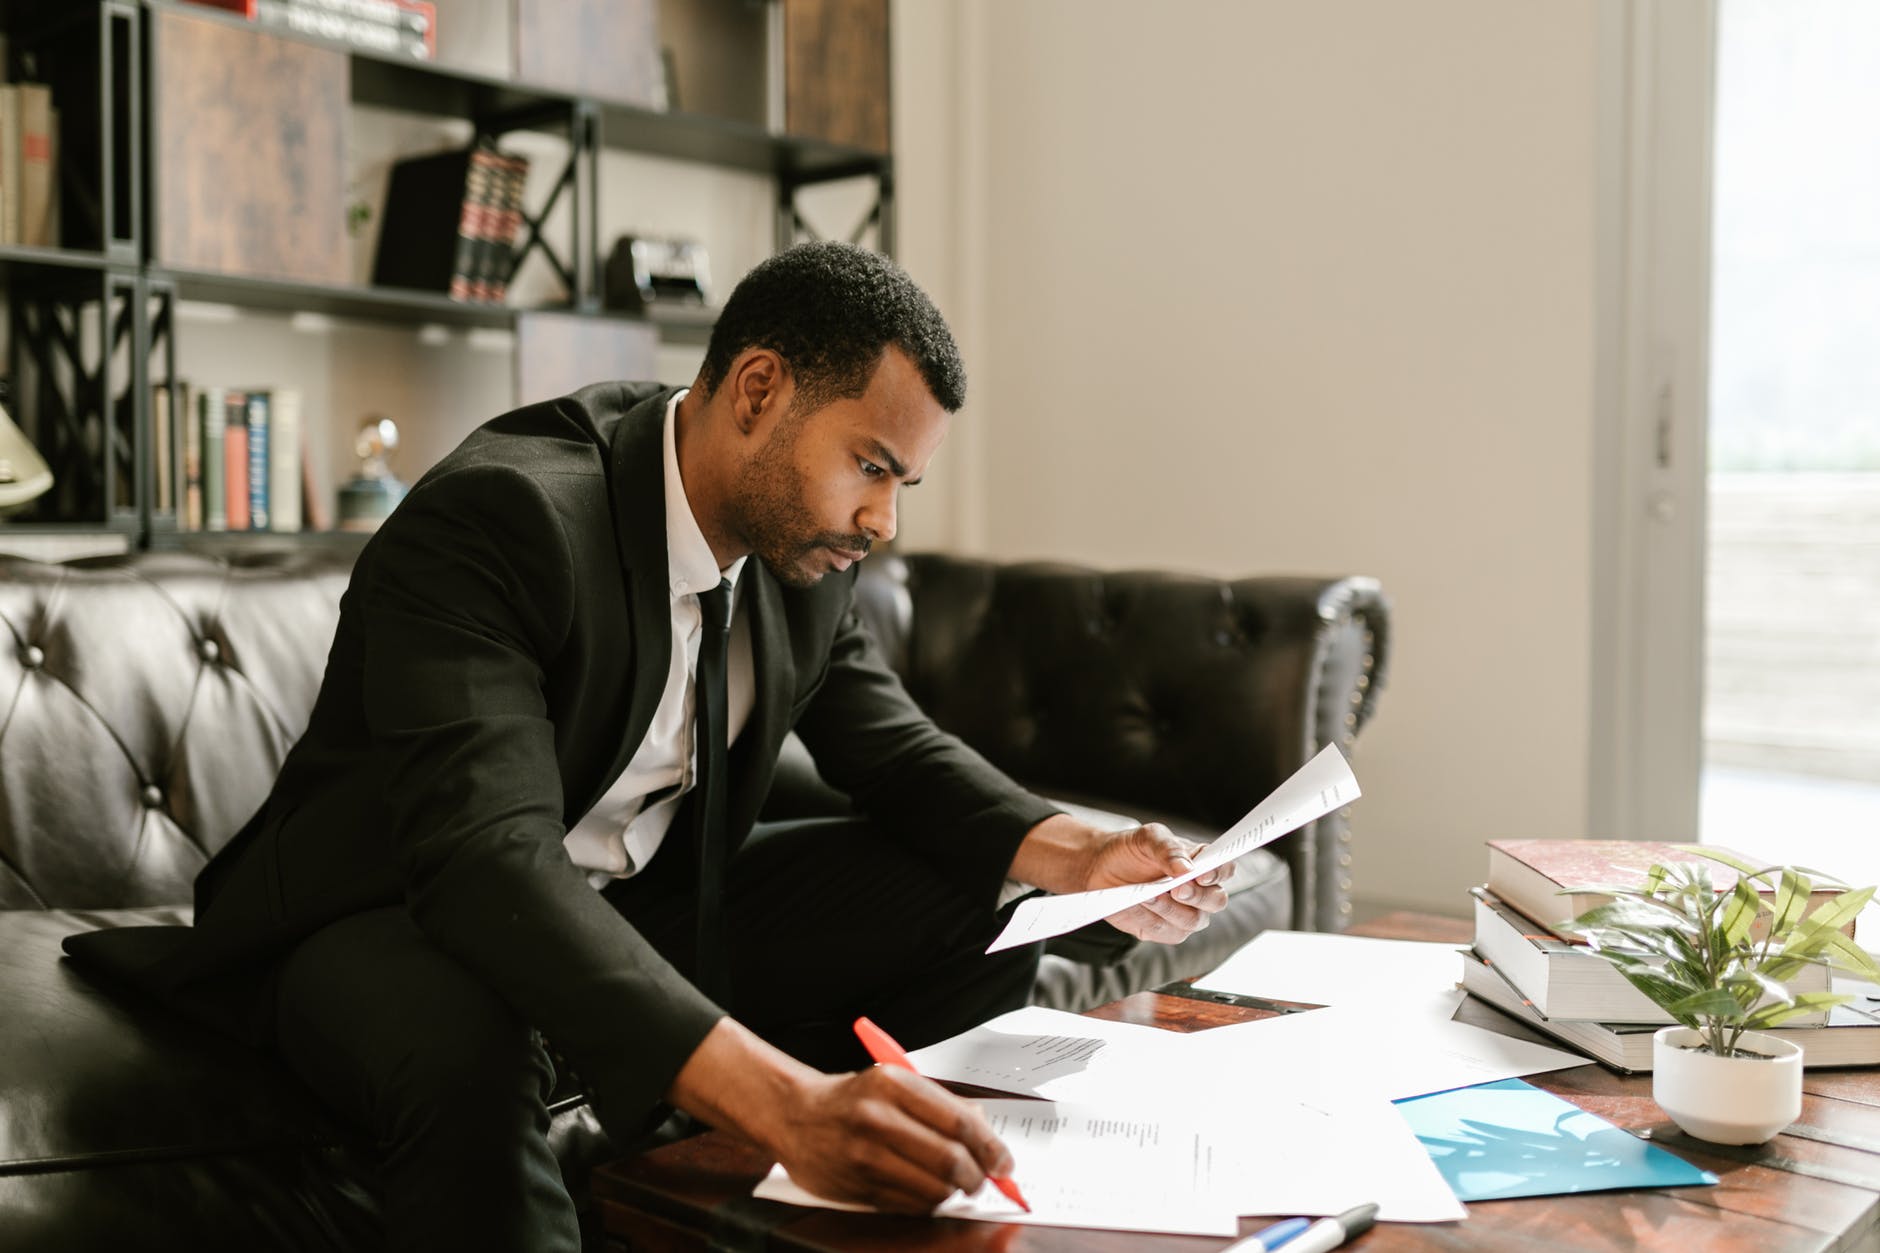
[69,243,1230,1250]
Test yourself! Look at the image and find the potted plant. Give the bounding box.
[1560,848,1880,1145]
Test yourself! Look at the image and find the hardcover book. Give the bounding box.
[223,390,249,532]
[1471,887,1829,1025]
[1462,950,1880,1074]
[373,144,516,303]
[17,84,56,248]
[244,391,271,531]
[1485,839,1850,936]
[267,388,303,533]
[201,387,227,532]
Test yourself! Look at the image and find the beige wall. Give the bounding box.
[894,0,1604,917]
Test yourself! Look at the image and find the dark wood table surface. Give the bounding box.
[592,913,1880,1252]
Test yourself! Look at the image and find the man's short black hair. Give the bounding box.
[697,241,966,414]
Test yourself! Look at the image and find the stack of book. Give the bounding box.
[189,0,437,61]
[1463,839,1880,1072]
[172,383,321,534]
[372,143,530,304]
[0,73,60,248]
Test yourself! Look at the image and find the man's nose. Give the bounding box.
[858,489,897,545]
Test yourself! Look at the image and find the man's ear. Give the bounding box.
[729,349,789,435]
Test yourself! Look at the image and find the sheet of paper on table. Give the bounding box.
[905,1005,1180,1104]
[905,1007,1469,1223]
[1194,929,1468,1018]
[1185,1002,1591,1103]
[1219,1089,1468,1223]
[754,1099,1241,1236]
[987,743,1362,953]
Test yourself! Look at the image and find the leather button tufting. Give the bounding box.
[18,644,44,669]
[198,638,220,663]
[141,785,163,808]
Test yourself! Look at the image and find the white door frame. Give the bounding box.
[1589,0,1718,840]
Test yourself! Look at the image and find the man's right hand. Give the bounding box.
[770,1065,1014,1212]
[667,1017,1013,1214]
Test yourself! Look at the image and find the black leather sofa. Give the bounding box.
[0,547,1389,1249]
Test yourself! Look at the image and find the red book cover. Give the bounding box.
[1486,839,1849,936]
[223,390,250,532]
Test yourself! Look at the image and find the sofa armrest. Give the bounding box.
[857,554,1390,933]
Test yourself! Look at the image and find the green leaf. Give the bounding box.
[1725,970,1793,1009]
[1666,988,1746,1021]
[1770,868,1811,936]
[1682,845,1757,877]
[1813,929,1880,982]
[1618,969,1704,1013]
[1802,886,1875,937]
[1783,912,1877,968]
[1745,992,1854,1030]
[1719,879,1762,948]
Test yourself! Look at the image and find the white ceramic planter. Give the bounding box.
[1652,1026,1803,1145]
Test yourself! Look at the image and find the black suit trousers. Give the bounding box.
[271,817,1044,1253]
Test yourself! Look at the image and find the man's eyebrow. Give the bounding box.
[863,439,919,485]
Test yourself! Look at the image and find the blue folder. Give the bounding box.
[1393,1078,1717,1202]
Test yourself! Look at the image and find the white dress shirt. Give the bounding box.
[563,389,755,884]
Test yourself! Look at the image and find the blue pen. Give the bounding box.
[1225,1216,1312,1252]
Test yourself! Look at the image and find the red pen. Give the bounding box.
[852,1016,1032,1214]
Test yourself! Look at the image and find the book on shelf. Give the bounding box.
[183,383,204,531]
[175,382,308,532]
[224,390,250,532]
[1471,887,1831,1026]
[0,87,14,243]
[1486,839,1853,937]
[483,150,529,301]
[0,82,56,247]
[253,0,436,62]
[201,387,228,532]
[245,391,271,531]
[372,143,528,304]
[153,384,174,515]
[1462,949,1880,1073]
[267,388,303,533]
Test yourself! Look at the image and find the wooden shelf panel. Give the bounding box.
[144,0,889,177]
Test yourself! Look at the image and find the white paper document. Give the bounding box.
[987,743,1362,953]
[753,1099,1241,1236]
[1218,1090,1467,1223]
[1195,930,1467,1017]
[904,1007,1468,1224]
[905,1005,1179,1102]
[1187,1002,1590,1103]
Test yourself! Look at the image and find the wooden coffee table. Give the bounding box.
[591,913,1880,1251]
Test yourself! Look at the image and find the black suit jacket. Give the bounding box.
[66,383,1057,1133]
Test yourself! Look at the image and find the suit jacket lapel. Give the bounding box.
[570,388,677,823]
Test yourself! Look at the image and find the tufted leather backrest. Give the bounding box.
[1,547,1388,929]
[0,550,354,909]
[856,554,1390,930]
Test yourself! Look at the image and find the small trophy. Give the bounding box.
[336,416,408,532]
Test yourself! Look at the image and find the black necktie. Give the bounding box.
[691,579,734,1003]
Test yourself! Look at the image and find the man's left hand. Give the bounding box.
[1007,815,1234,945]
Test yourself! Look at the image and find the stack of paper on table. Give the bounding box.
[756,1101,1242,1236]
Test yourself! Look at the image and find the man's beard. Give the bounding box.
[731,417,872,589]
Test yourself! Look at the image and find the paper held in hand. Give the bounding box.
[986,742,1361,954]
